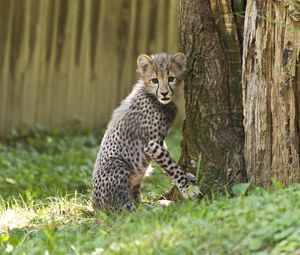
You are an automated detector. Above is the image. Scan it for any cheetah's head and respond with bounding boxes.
[137,53,187,105]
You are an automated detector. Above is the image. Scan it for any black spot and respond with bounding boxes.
[157,152,164,159]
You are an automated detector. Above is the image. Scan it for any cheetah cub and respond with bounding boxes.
[92,53,202,210]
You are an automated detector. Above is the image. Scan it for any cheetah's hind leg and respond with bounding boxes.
[93,159,136,211]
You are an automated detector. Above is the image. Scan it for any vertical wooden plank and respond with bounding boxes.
[79,0,93,129]
[65,0,82,127]
[106,1,124,120]
[0,0,14,136]
[156,0,168,51]
[86,0,102,130]
[168,0,179,53]
[92,0,120,128]
[146,0,158,53]
[116,0,137,101]
[92,0,107,131]
[34,0,55,127]
[88,0,102,130]
[133,0,150,56]
[20,0,39,130]
[4,0,24,134]
[0,1,12,74]
[53,0,78,127]
[168,0,183,127]
[152,0,166,52]
[49,0,70,127]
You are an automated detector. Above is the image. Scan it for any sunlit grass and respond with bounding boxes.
[0,193,92,233]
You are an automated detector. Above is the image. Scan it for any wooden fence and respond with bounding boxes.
[0,0,181,138]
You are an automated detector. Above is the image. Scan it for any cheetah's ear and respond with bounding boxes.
[171,52,187,78]
[137,54,153,75]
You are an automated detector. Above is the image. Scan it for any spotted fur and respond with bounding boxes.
[92,53,202,210]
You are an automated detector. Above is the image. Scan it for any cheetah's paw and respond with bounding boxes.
[180,184,203,200]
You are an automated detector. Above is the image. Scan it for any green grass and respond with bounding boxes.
[0,128,99,200]
[0,128,182,201]
[1,129,300,254]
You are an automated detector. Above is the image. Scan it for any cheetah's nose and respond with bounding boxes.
[161,92,168,97]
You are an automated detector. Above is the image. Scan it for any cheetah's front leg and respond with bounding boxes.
[144,140,203,199]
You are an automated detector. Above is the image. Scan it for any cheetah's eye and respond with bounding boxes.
[168,76,175,83]
[151,78,159,84]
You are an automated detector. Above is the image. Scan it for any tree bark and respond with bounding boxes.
[243,0,300,187]
[177,0,246,194]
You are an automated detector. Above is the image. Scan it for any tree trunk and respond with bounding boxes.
[243,0,300,187]
[177,0,246,194]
